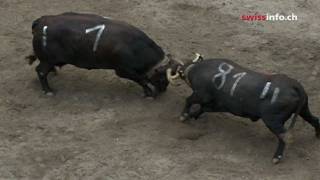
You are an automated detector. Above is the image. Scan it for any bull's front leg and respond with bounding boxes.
[115,69,157,98]
[137,79,158,98]
[180,92,203,122]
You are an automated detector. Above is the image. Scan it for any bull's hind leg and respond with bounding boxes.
[262,114,290,164]
[36,62,55,96]
[180,93,199,121]
[299,99,320,138]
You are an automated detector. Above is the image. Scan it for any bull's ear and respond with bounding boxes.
[192,53,204,63]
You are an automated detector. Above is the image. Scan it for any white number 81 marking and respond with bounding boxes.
[85,24,106,52]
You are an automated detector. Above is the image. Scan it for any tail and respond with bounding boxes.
[25,54,38,65]
[287,84,307,130]
[31,18,41,34]
[26,18,42,65]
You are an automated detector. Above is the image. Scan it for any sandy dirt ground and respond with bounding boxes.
[0,0,320,179]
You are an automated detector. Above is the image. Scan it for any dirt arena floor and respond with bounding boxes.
[0,0,319,179]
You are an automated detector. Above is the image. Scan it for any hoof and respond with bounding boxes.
[145,96,155,100]
[44,91,54,96]
[180,116,187,121]
[272,155,283,164]
[142,92,157,99]
[142,93,155,100]
[180,113,189,122]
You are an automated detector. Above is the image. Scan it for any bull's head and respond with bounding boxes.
[148,54,184,92]
[166,53,204,85]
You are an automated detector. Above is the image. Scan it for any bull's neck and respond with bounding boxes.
[146,57,170,78]
[182,63,195,87]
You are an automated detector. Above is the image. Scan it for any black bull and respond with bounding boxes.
[26,12,180,97]
[167,55,320,163]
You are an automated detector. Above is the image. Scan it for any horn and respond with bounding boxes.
[166,68,180,85]
[192,52,204,63]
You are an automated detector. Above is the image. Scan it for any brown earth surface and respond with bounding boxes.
[0,0,319,179]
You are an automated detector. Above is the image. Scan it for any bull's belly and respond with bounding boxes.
[69,59,114,70]
[209,99,261,120]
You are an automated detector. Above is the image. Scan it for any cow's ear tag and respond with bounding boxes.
[192,53,204,63]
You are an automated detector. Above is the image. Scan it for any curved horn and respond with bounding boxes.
[166,68,180,85]
[192,52,204,63]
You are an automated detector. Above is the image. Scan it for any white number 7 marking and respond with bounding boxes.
[85,24,106,52]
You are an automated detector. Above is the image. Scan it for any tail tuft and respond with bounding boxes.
[26,54,38,65]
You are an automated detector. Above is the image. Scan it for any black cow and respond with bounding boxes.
[167,54,320,164]
[26,12,179,97]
